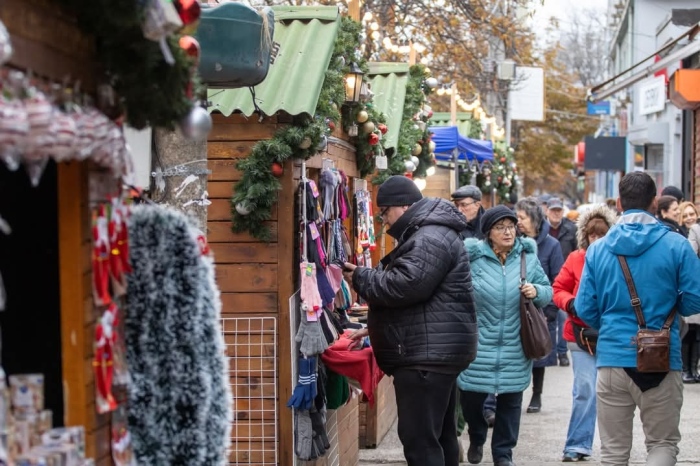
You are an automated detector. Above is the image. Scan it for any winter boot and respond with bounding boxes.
[526,393,541,413]
[692,341,700,383]
[682,342,695,383]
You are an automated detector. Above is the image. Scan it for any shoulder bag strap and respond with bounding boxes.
[520,250,527,284]
[616,255,647,328]
[662,307,677,330]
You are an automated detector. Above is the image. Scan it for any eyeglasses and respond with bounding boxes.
[455,200,477,208]
[379,206,390,218]
[493,224,516,233]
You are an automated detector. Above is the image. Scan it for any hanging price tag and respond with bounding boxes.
[375,155,388,170]
[305,263,314,276]
[308,223,320,240]
[308,180,320,198]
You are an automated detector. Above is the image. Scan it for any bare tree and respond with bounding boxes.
[560,7,609,87]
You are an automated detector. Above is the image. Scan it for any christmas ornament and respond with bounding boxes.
[362,121,375,133]
[271,162,284,178]
[348,123,359,137]
[299,137,312,149]
[316,135,328,152]
[235,202,251,215]
[368,133,380,146]
[411,155,420,167]
[416,121,427,132]
[180,105,212,141]
[328,121,336,131]
[95,303,120,414]
[412,143,422,156]
[428,140,436,152]
[179,35,201,64]
[0,20,12,65]
[425,77,439,89]
[356,110,369,123]
[141,0,183,65]
[173,0,202,32]
[404,160,416,173]
[378,124,388,134]
[500,157,506,163]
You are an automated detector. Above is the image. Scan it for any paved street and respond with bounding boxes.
[359,362,700,465]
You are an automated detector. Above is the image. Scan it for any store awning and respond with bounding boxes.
[367,62,410,150]
[589,23,700,103]
[207,6,340,117]
[429,126,493,162]
[431,112,476,138]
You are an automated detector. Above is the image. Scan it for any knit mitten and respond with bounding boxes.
[294,409,313,460]
[299,317,329,357]
[310,407,330,450]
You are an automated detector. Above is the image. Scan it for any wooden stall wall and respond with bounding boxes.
[423,166,452,200]
[694,108,700,204]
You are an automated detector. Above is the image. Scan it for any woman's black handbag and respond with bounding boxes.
[519,252,552,360]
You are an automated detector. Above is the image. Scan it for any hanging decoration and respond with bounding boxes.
[458,141,518,201]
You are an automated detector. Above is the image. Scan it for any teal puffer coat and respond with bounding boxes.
[457,237,553,394]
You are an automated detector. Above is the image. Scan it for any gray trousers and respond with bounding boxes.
[597,368,683,466]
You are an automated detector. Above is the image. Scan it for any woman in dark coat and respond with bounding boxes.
[515,197,564,414]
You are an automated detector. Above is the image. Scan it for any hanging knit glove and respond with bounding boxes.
[287,356,317,410]
[310,406,330,451]
[296,304,329,357]
[294,409,314,460]
[300,262,323,314]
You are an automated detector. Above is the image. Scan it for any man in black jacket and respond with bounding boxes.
[452,185,485,239]
[344,175,478,466]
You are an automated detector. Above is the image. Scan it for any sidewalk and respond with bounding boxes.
[359,362,700,465]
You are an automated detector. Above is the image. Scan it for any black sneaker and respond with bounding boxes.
[562,451,587,462]
[558,353,570,366]
[467,444,483,464]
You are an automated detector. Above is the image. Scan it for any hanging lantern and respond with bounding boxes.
[344,62,364,104]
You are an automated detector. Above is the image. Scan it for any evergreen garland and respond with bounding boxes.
[53,0,198,130]
[458,137,518,203]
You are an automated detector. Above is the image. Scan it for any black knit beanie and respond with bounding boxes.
[661,186,684,202]
[481,205,518,236]
[376,175,423,207]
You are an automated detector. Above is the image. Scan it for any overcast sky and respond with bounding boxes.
[532,0,609,38]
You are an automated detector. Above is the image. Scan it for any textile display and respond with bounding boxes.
[125,205,232,465]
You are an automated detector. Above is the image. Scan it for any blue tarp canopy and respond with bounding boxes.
[429,126,494,162]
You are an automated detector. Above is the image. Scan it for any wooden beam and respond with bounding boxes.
[57,162,89,433]
[347,0,361,21]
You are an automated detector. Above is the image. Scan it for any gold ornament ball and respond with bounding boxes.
[429,140,436,152]
[357,110,369,123]
[363,121,375,134]
[299,137,312,149]
[412,143,422,156]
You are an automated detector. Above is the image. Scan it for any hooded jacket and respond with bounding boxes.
[575,210,700,370]
[352,197,478,375]
[457,237,552,394]
[553,205,618,342]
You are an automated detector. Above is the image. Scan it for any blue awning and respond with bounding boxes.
[429,126,493,162]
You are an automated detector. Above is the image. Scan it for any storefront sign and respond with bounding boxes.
[587,101,611,115]
[638,75,666,115]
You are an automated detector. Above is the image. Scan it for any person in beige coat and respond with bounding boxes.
[679,201,700,382]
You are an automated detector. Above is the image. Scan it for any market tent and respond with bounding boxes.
[431,112,476,139]
[429,126,493,162]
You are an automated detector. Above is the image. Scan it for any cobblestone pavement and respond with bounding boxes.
[359,361,700,465]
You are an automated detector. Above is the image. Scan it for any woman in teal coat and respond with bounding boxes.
[458,206,552,466]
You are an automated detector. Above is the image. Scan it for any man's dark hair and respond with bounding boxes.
[619,172,657,212]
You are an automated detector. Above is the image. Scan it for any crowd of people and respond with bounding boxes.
[343,172,700,466]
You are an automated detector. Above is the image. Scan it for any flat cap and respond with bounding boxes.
[451,185,482,201]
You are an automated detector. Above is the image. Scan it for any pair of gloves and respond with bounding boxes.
[296,304,329,357]
[294,407,331,461]
[287,356,318,410]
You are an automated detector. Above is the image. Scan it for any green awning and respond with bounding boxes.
[367,62,410,150]
[431,112,476,138]
[208,6,340,117]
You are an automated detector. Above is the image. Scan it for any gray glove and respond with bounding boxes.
[310,406,330,451]
[296,306,329,356]
[294,409,313,460]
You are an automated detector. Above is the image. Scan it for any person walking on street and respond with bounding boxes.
[657,195,684,237]
[515,197,564,414]
[679,201,700,255]
[344,175,478,466]
[553,205,617,462]
[458,206,553,466]
[575,172,700,466]
[678,201,700,383]
[452,185,485,239]
[546,197,578,368]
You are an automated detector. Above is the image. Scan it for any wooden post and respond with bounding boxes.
[450,83,457,126]
[408,41,417,66]
[347,0,361,21]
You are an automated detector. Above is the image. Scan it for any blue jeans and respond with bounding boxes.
[563,347,597,457]
[557,310,568,355]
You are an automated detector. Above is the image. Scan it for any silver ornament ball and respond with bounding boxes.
[411,156,420,167]
[425,77,438,89]
[235,202,252,216]
[404,160,416,173]
[181,106,213,141]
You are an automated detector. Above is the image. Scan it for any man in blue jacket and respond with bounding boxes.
[575,172,700,466]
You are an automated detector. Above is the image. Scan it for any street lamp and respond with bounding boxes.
[345,62,364,104]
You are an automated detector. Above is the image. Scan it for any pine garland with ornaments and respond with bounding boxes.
[459,141,518,202]
[54,0,205,131]
[231,17,382,241]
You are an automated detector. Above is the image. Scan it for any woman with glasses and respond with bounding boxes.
[458,206,552,466]
[515,197,564,415]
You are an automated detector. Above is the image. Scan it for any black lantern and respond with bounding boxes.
[344,62,364,104]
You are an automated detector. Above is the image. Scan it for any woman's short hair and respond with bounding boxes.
[679,201,698,217]
[514,197,544,236]
[657,195,678,217]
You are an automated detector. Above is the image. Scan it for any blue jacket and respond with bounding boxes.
[458,237,553,394]
[575,210,700,370]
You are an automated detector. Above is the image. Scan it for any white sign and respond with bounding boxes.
[509,66,545,122]
[638,75,666,115]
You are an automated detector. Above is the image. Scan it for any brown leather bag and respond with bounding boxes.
[617,256,676,373]
[519,251,552,360]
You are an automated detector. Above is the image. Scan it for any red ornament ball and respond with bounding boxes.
[369,133,380,146]
[179,36,201,64]
[271,162,284,178]
[328,121,336,131]
[500,157,506,163]
[497,176,503,182]
[378,124,388,135]
[174,0,201,27]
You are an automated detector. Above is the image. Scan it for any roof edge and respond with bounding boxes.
[367,62,410,75]
[271,5,339,22]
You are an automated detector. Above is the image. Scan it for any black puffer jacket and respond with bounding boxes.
[553,217,578,260]
[352,197,478,375]
[463,206,485,239]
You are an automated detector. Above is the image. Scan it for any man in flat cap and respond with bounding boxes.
[452,185,485,239]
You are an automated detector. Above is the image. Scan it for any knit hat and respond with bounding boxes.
[376,175,423,207]
[661,186,684,202]
[481,205,518,235]
[451,185,482,201]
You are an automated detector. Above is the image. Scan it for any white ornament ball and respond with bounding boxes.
[411,155,420,167]
[404,160,416,173]
[299,137,312,149]
[181,106,213,141]
[412,143,422,156]
[429,140,436,152]
[416,121,427,132]
[235,202,251,216]
[357,110,369,123]
[425,77,439,89]
[363,121,375,133]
